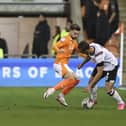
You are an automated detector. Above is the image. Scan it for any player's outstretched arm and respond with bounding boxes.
[78,56,90,69]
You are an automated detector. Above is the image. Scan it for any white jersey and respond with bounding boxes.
[89,43,118,71]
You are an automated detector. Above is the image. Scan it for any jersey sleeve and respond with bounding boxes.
[95,51,104,64]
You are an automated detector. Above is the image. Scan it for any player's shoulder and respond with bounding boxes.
[60,35,70,42]
[90,43,103,49]
[90,42,99,46]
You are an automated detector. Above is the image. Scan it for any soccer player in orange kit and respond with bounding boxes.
[43,24,81,106]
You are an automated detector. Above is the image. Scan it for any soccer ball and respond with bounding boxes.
[81,97,94,109]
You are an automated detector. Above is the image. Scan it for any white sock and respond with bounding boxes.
[48,88,55,95]
[112,90,124,104]
[90,87,97,101]
[59,93,64,98]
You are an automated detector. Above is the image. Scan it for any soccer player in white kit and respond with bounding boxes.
[78,41,125,110]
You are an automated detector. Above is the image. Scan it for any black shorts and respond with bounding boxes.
[91,65,118,83]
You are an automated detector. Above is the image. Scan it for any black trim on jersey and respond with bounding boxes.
[95,51,103,57]
[97,62,104,66]
[89,46,103,57]
[89,46,95,56]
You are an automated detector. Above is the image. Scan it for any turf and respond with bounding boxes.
[0,87,126,126]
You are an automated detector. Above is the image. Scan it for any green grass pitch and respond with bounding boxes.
[0,87,126,126]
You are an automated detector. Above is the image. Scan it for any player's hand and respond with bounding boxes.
[77,64,82,69]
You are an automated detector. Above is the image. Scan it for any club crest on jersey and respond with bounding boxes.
[60,38,65,42]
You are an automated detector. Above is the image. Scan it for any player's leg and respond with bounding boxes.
[90,86,98,104]
[89,66,106,104]
[88,66,99,103]
[56,79,80,107]
[61,79,80,95]
[43,77,75,100]
[43,63,80,104]
[43,88,55,100]
[105,66,125,110]
[87,75,98,103]
[106,83,125,110]
[55,64,80,106]
[43,63,63,99]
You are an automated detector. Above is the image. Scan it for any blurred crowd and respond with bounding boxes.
[32,0,122,58]
[80,0,122,57]
[32,14,73,58]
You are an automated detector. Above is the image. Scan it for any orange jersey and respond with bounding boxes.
[53,35,78,64]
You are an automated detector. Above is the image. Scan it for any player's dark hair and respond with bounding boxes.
[78,41,90,53]
[70,24,80,31]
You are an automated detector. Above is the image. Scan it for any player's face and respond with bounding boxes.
[70,30,80,40]
[79,49,89,55]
